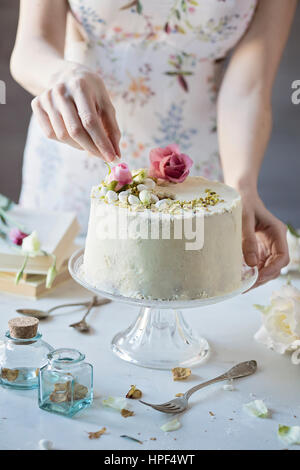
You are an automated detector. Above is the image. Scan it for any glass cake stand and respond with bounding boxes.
[69,249,258,370]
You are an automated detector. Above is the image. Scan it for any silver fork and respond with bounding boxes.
[139,360,257,414]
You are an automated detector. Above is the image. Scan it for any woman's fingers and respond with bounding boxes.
[32,83,120,162]
[258,224,289,282]
[240,195,289,290]
[31,68,122,161]
[74,88,117,162]
[33,91,81,150]
[242,208,258,267]
[52,85,104,156]
[252,223,289,288]
[31,97,57,140]
[101,104,121,158]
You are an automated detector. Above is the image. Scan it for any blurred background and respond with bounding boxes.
[0,1,299,225]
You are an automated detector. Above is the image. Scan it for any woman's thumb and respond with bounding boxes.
[242,209,258,267]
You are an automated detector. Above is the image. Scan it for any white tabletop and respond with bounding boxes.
[0,274,299,451]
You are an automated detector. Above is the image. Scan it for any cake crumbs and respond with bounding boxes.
[126,385,142,399]
[88,427,107,439]
[121,409,135,418]
[172,367,191,381]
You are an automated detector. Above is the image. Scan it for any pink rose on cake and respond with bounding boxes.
[106,162,133,191]
[149,144,193,183]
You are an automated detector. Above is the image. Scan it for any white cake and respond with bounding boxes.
[83,169,243,301]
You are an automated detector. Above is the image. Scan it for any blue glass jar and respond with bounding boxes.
[0,317,53,390]
[38,348,93,417]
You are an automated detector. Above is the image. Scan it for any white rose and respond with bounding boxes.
[22,230,41,255]
[254,283,300,361]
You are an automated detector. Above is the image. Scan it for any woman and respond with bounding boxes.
[11,0,295,288]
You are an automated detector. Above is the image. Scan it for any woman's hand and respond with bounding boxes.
[31,64,121,162]
[240,188,289,288]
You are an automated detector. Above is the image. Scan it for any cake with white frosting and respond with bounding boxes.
[83,151,243,301]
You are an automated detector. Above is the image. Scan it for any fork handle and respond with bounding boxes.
[184,374,227,400]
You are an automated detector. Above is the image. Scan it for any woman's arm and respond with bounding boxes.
[10,0,120,161]
[218,0,297,287]
[10,0,69,95]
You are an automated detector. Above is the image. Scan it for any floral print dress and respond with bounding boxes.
[20,0,257,230]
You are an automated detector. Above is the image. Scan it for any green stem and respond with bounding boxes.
[104,162,112,175]
[46,254,57,289]
[0,207,27,232]
[15,254,29,285]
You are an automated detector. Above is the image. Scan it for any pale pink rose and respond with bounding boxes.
[107,162,133,191]
[9,228,29,246]
[148,144,193,183]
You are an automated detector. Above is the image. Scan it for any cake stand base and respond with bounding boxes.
[111,307,209,369]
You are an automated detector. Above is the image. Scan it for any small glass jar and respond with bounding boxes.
[39,348,93,417]
[0,317,53,390]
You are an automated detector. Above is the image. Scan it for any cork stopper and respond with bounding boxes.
[8,317,39,339]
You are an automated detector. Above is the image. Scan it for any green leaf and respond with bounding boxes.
[136,0,143,14]
[106,180,118,191]
[253,304,271,315]
[102,396,128,411]
[243,399,269,418]
[287,223,300,238]
[181,0,187,12]
[0,193,13,211]
[0,214,7,226]
[175,9,181,20]
[161,418,181,432]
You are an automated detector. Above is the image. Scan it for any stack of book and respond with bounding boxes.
[0,206,80,298]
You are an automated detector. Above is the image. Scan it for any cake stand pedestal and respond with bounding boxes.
[69,249,257,370]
